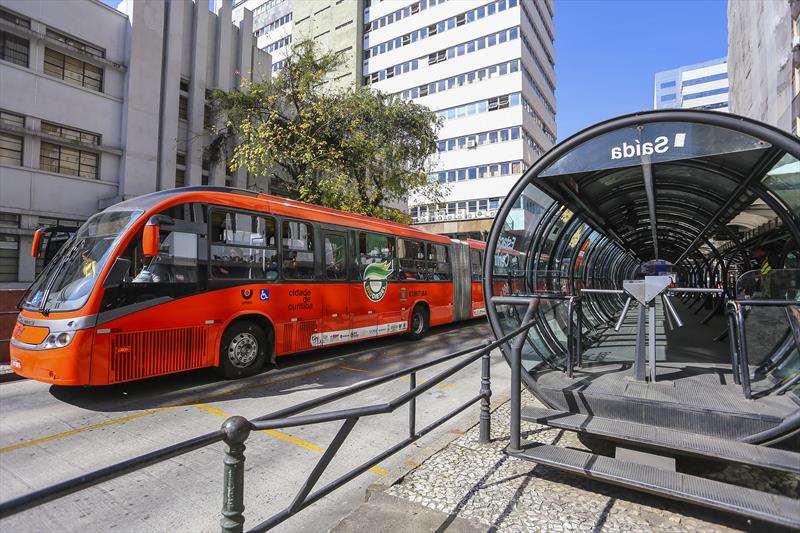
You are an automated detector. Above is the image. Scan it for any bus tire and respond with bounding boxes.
[406,305,429,340]
[217,320,268,379]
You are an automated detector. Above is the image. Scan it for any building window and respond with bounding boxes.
[176,152,186,187]
[0,213,20,282]
[660,93,676,102]
[40,142,99,179]
[0,7,30,28]
[0,132,22,166]
[46,29,105,60]
[428,50,446,65]
[44,48,103,92]
[201,151,210,185]
[178,79,190,121]
[0,111,24,166]
[41,121,100,145]
[0,30,29,67]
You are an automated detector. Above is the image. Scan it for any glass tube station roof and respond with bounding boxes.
[483,110,800,443]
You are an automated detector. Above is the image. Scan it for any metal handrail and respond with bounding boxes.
[0,319,539,533]
[727,298,800,399]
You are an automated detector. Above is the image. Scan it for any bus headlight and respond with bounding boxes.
[42,331,73,349]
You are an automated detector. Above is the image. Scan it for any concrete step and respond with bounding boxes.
[512,443,800,529]
[521,406,800,474]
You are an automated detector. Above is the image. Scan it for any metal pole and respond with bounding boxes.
[409,372,416,438]
[220,416,252,533]
[614,297,632,331]
[648,299,657,382]
[576,300,583,368]
[634,302,646,381]
[510,298,539,453]
[735,304,752,399]
[479,351,492,443]
[726,306,741,385]
[661,294,684,328]
[566,297,574,378]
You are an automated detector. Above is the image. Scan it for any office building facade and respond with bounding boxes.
[654,58,729,112]
[235,0,557,240]
[0,0,270,286]
[728,0,799,134]
[363,0,556,239]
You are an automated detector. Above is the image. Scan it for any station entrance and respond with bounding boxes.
[484,110,800,526]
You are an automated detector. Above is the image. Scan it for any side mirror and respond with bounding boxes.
[31,228,44,257]
[142,218,160,258]
[103,257,132,289]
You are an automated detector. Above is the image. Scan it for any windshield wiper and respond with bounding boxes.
[39,241,82,316]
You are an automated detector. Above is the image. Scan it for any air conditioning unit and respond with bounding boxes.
[446,214,455,220]
[466,139,477,149]
[476,210,486,218]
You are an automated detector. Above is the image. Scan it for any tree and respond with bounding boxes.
[211,39,444,223]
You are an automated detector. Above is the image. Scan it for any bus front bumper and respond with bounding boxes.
[10,329,94,385]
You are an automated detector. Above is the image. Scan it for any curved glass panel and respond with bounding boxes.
[488,115,800,409]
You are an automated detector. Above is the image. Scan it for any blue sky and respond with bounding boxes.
[554,0,728,140]
[103,0,728,142]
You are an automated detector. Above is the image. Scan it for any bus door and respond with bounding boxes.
[319,229,351,345]
[351,231,395,341]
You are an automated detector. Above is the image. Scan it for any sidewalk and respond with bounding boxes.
[332,391,796,533]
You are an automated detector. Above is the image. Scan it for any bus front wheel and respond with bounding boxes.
[217,321,269,379]
[406,305,429,340]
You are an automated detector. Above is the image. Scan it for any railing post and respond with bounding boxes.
[479,348,492,443]
[734,303,752,399]
[221,416,252,533]
[726,303,741,385]
[510,298,539,453]
[409,372,416,438]
[575,299,583,368]
[566,297,574,378]
[634,302,647,381]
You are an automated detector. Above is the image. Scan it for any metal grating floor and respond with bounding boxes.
[513,443,800,529]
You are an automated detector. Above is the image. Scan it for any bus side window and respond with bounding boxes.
[398,239,424,280]
[210,210,278,280]
[429,244,451,281]
[282,220,315,279]
[323,232,347,280]
[358,232,396,278]
[470,249,482,282]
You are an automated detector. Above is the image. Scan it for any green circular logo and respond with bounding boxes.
[363,261,394,302]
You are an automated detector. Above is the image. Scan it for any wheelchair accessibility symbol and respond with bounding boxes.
[260,289,270,301]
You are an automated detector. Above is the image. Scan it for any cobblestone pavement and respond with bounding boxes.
[386,391,799,532]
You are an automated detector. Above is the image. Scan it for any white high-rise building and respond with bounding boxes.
[654,58,729,112]
[363,0,557,239]
[235,0,557,239]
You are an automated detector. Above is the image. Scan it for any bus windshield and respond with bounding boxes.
[23,209,143,313]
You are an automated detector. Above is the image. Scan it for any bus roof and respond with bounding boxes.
[113,186,452,244]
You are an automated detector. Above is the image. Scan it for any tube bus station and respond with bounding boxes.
[0,110,798,531]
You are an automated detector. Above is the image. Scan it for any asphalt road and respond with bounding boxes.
[0,320,508,533]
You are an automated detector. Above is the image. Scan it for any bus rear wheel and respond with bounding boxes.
[217,321,269,379]
[406,305,429,340]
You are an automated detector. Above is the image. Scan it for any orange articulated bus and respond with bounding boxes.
[10,187,487,386]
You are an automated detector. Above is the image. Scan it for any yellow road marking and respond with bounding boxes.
[0,324,479,456]
[339,365,370,373]
[0,366,331,456]
[193,403,322,452]
[0,407,175,454]
[192,404,386,475]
